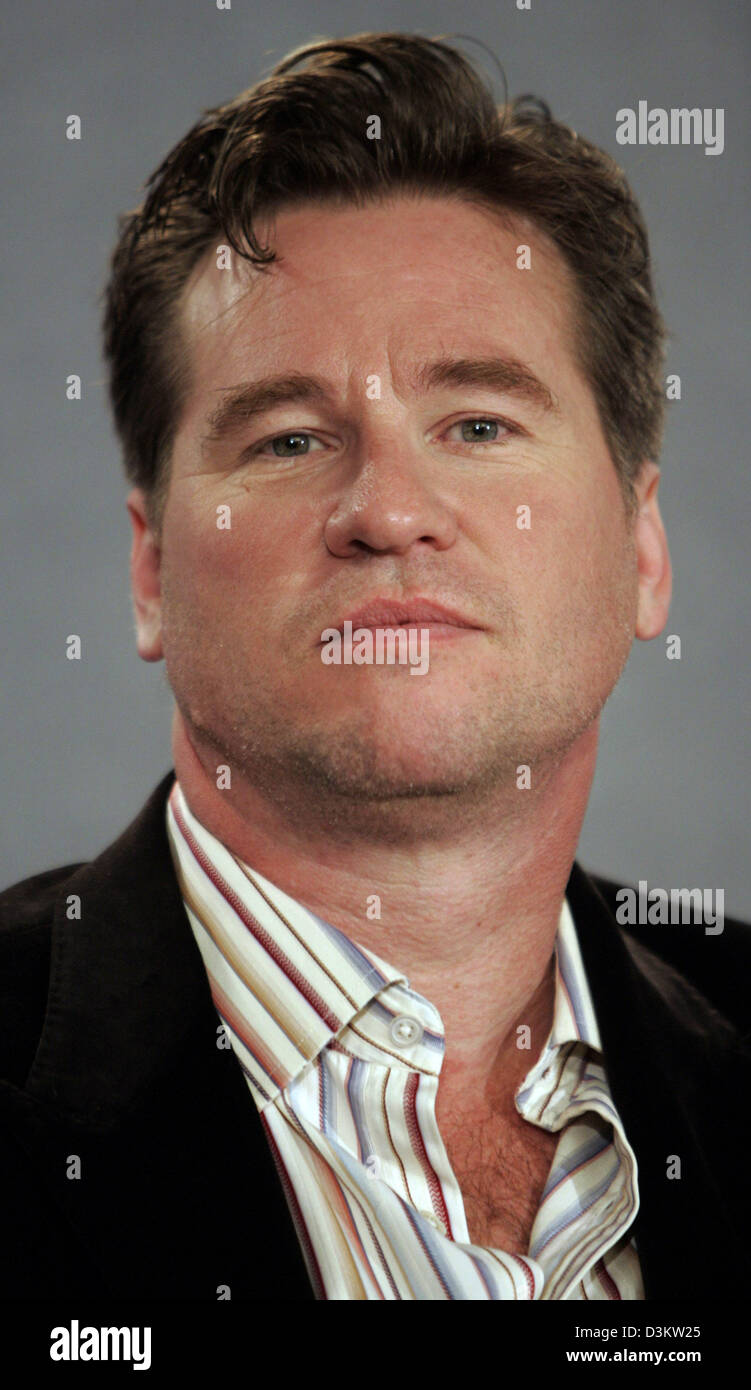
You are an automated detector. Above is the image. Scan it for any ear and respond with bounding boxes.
[632,463,672,641]
[127,488,164,662]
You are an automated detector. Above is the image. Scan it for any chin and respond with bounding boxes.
[294,730,507,803]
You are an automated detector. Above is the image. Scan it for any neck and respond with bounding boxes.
[171,708,599,1097]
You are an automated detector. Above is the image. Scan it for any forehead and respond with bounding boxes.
[178,196,581,399]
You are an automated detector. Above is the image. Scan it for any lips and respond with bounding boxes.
[333,597,483,633]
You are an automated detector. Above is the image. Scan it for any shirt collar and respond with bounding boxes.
[166,778,602,1107]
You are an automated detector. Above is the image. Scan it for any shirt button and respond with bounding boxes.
[420,1209,447,1235]
[390,1015,424,1046]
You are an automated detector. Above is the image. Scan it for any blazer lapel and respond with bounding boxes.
[566,862,751,1297]
[5,770,315,1300]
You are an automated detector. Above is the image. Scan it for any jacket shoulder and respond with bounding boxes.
[0,862,87,930]
[0,862,87,1088]
[587,870,751,1039]
[0,772,177,1094]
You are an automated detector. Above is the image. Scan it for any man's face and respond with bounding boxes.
[140,197,653,814]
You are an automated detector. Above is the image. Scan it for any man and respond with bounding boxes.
[1,32,749,1302]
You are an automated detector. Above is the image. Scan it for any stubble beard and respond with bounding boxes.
[161,534,637,846]
[166,623,633,847]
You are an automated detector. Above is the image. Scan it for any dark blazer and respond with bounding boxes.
[1,769,749,1300]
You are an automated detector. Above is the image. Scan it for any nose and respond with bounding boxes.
[323,441,458,558]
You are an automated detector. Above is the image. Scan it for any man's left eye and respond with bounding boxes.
[267,433,319,457]
[446,418,506,444]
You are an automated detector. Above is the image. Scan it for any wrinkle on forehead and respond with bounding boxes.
[177,198,581,403]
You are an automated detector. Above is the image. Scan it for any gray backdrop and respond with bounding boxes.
[2,0,748,912]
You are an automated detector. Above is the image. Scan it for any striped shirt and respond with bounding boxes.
[165,779,644,1300]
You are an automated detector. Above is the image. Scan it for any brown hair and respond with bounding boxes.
[102,31,667,535]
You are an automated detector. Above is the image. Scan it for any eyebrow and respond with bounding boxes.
[200,355,559,450]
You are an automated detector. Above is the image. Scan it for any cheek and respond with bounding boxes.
[485,490,581,584]
[489,486,635,626]
[164,493,302,602]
